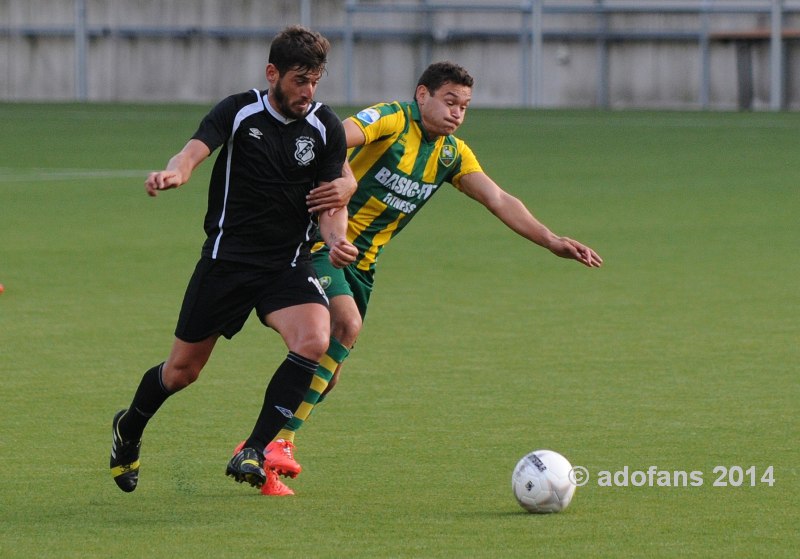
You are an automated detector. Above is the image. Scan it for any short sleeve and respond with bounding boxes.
[449,139,483,190]
[191,94,241,153]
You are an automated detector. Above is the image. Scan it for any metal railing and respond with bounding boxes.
[2,0,799,109]
[341,0,799,110]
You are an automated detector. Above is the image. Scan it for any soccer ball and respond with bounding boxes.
[511,449,576,513]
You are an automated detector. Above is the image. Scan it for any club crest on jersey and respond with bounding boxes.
[438,144,457,166]
[294,136,315,166]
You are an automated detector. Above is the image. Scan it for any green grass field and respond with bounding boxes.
[1,103,797,558]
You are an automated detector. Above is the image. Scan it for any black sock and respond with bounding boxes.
[244,352,317,453]
[118,363,173,441]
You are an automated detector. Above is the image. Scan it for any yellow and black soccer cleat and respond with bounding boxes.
[226,447,266,488]
[110,409,141,493]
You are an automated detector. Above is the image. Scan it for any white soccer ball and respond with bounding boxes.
[511,449,576,513]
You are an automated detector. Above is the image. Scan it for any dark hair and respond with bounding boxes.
[268,25,330,75]
[416,61,474,96]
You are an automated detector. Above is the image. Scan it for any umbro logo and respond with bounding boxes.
[249,127,263,139]
[275,406,294,419]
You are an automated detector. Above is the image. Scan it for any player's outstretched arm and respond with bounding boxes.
[145,139,211,197]
[318,197,358,269]
[458,172,603,268]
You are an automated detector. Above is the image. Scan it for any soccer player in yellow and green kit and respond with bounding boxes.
[254,61,603,494]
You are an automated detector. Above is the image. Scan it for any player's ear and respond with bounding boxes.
[266,63,280,86]
[415,84,429,105]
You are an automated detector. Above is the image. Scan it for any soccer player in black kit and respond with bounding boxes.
[109,26,358,493]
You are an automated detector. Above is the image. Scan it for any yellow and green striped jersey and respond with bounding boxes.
[343,100,483,271]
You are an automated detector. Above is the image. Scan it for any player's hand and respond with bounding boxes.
[327,238,358,269]
[307,175,357,213]
[145,171,182,197]
[549,237,603,268]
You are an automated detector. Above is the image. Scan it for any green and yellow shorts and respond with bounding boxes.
[311,245,374,320]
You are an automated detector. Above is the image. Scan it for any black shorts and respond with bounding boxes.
[175,257,329,343]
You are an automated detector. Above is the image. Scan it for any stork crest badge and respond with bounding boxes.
[438,144,456,166]
[295,136,315,166]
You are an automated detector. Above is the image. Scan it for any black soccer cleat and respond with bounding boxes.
[226,447,266,488]
[110,409,142,493]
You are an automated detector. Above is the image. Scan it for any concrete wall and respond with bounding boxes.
[1,0,799,110]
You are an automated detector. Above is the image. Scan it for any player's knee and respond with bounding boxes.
[290,331,329,362]
[332,314,362,348]
[161,362,202,391]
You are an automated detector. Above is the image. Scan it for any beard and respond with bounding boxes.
[272,80,309,120]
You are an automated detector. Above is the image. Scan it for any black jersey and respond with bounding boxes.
[191,88,346,269]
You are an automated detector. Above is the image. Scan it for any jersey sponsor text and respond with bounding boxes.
[381,193,416,213]
[374,166,438,200]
